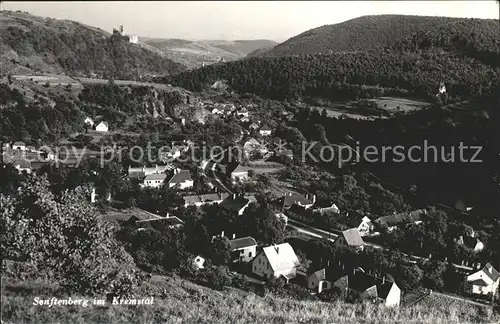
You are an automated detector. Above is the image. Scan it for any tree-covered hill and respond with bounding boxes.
[0,10,186,79]
[161,49,499,102]
[160,15,500,102]
[253,15,498,57]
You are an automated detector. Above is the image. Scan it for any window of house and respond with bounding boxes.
[248,252,252,257]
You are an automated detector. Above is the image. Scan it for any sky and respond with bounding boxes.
[1,1,499,41]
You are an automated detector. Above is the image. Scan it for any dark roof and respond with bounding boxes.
[168,170,192,184]
[377,281,396,299]
[144,173,167,181]
[456,235,482,249]
[260,125,272,131]
[334,275,349,291]
[282,192,314,208]
[339,228,364,247]
[374,209,427,228]
[469,279,489,287]
[483,263,500,282]
[348,272,377,293]
[308,268,326,281]
[228,236,257,250]
[129,171,146,179]
[220,195,250,213]
[13,159,31,169]
[333,212,365,228]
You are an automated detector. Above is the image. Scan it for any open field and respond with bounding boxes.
[371,97,431,112]
[311,96,431,120]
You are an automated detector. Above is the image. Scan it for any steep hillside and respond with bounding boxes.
[2,274,495,324]
[255,15,496,57]
[142,38,278,69]
[0,10,186,79]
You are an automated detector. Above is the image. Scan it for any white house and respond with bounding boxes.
[466,263,500,296]
[307,268,332,294]
[228,236,258,263]
[251,243,300,283]
[84,117,94,127]
[143,173,167,188]
[236,108,249,118]
[95,121,109,132]
[243,138,267,158]
[167,169,193,189]
[333,213,374,237]
[259,125,272,136]
[275,213,288,229]
[333,228,365,251]
[11,141,26,151]
[193,255,206,270]
[230,164,249,183]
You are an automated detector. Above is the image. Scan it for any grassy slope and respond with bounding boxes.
[257,15,497,57]
[2,273,496,324]
[142,38,278,69]
[0,10,185,77]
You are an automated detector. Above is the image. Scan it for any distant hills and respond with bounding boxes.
[0,10,185,79]
[162,15,500,102]
[251,15,499,57]
[141,38,278,69]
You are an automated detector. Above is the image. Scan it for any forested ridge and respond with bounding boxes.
[162,50,499,101]
[252,15,499,58]
[0,10,185,79]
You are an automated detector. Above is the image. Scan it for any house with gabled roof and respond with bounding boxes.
[251,243,300,283]
[277,192,316,210]
[142,173,167,188]
[220,194,256,216]
[307,268,332,294]
[334,228,365,251]
[12,141,26,151]
[248,122,259,131]
[228,236,258,263]
[466,263,500,296]
[229,164,249,183]
[182,192,229,207]
[454,235,485,253]
[332,212,374,237]
[259,125,272,136]
[95,121,109,132]
[168,169,193,189]
[373,209,428,233]
[333,271,401,307]
[193,255,206,270]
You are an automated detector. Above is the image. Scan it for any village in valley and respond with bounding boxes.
[2,75,499,311]
[1,4,500,323]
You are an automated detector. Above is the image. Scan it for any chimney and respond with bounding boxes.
[382,276,385,285]
[232,234,236,239]
[221,231,224,237]
[312,194,316,204]
[233,193,236,200]
[165,213,170,218]
[274,245,279,254]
